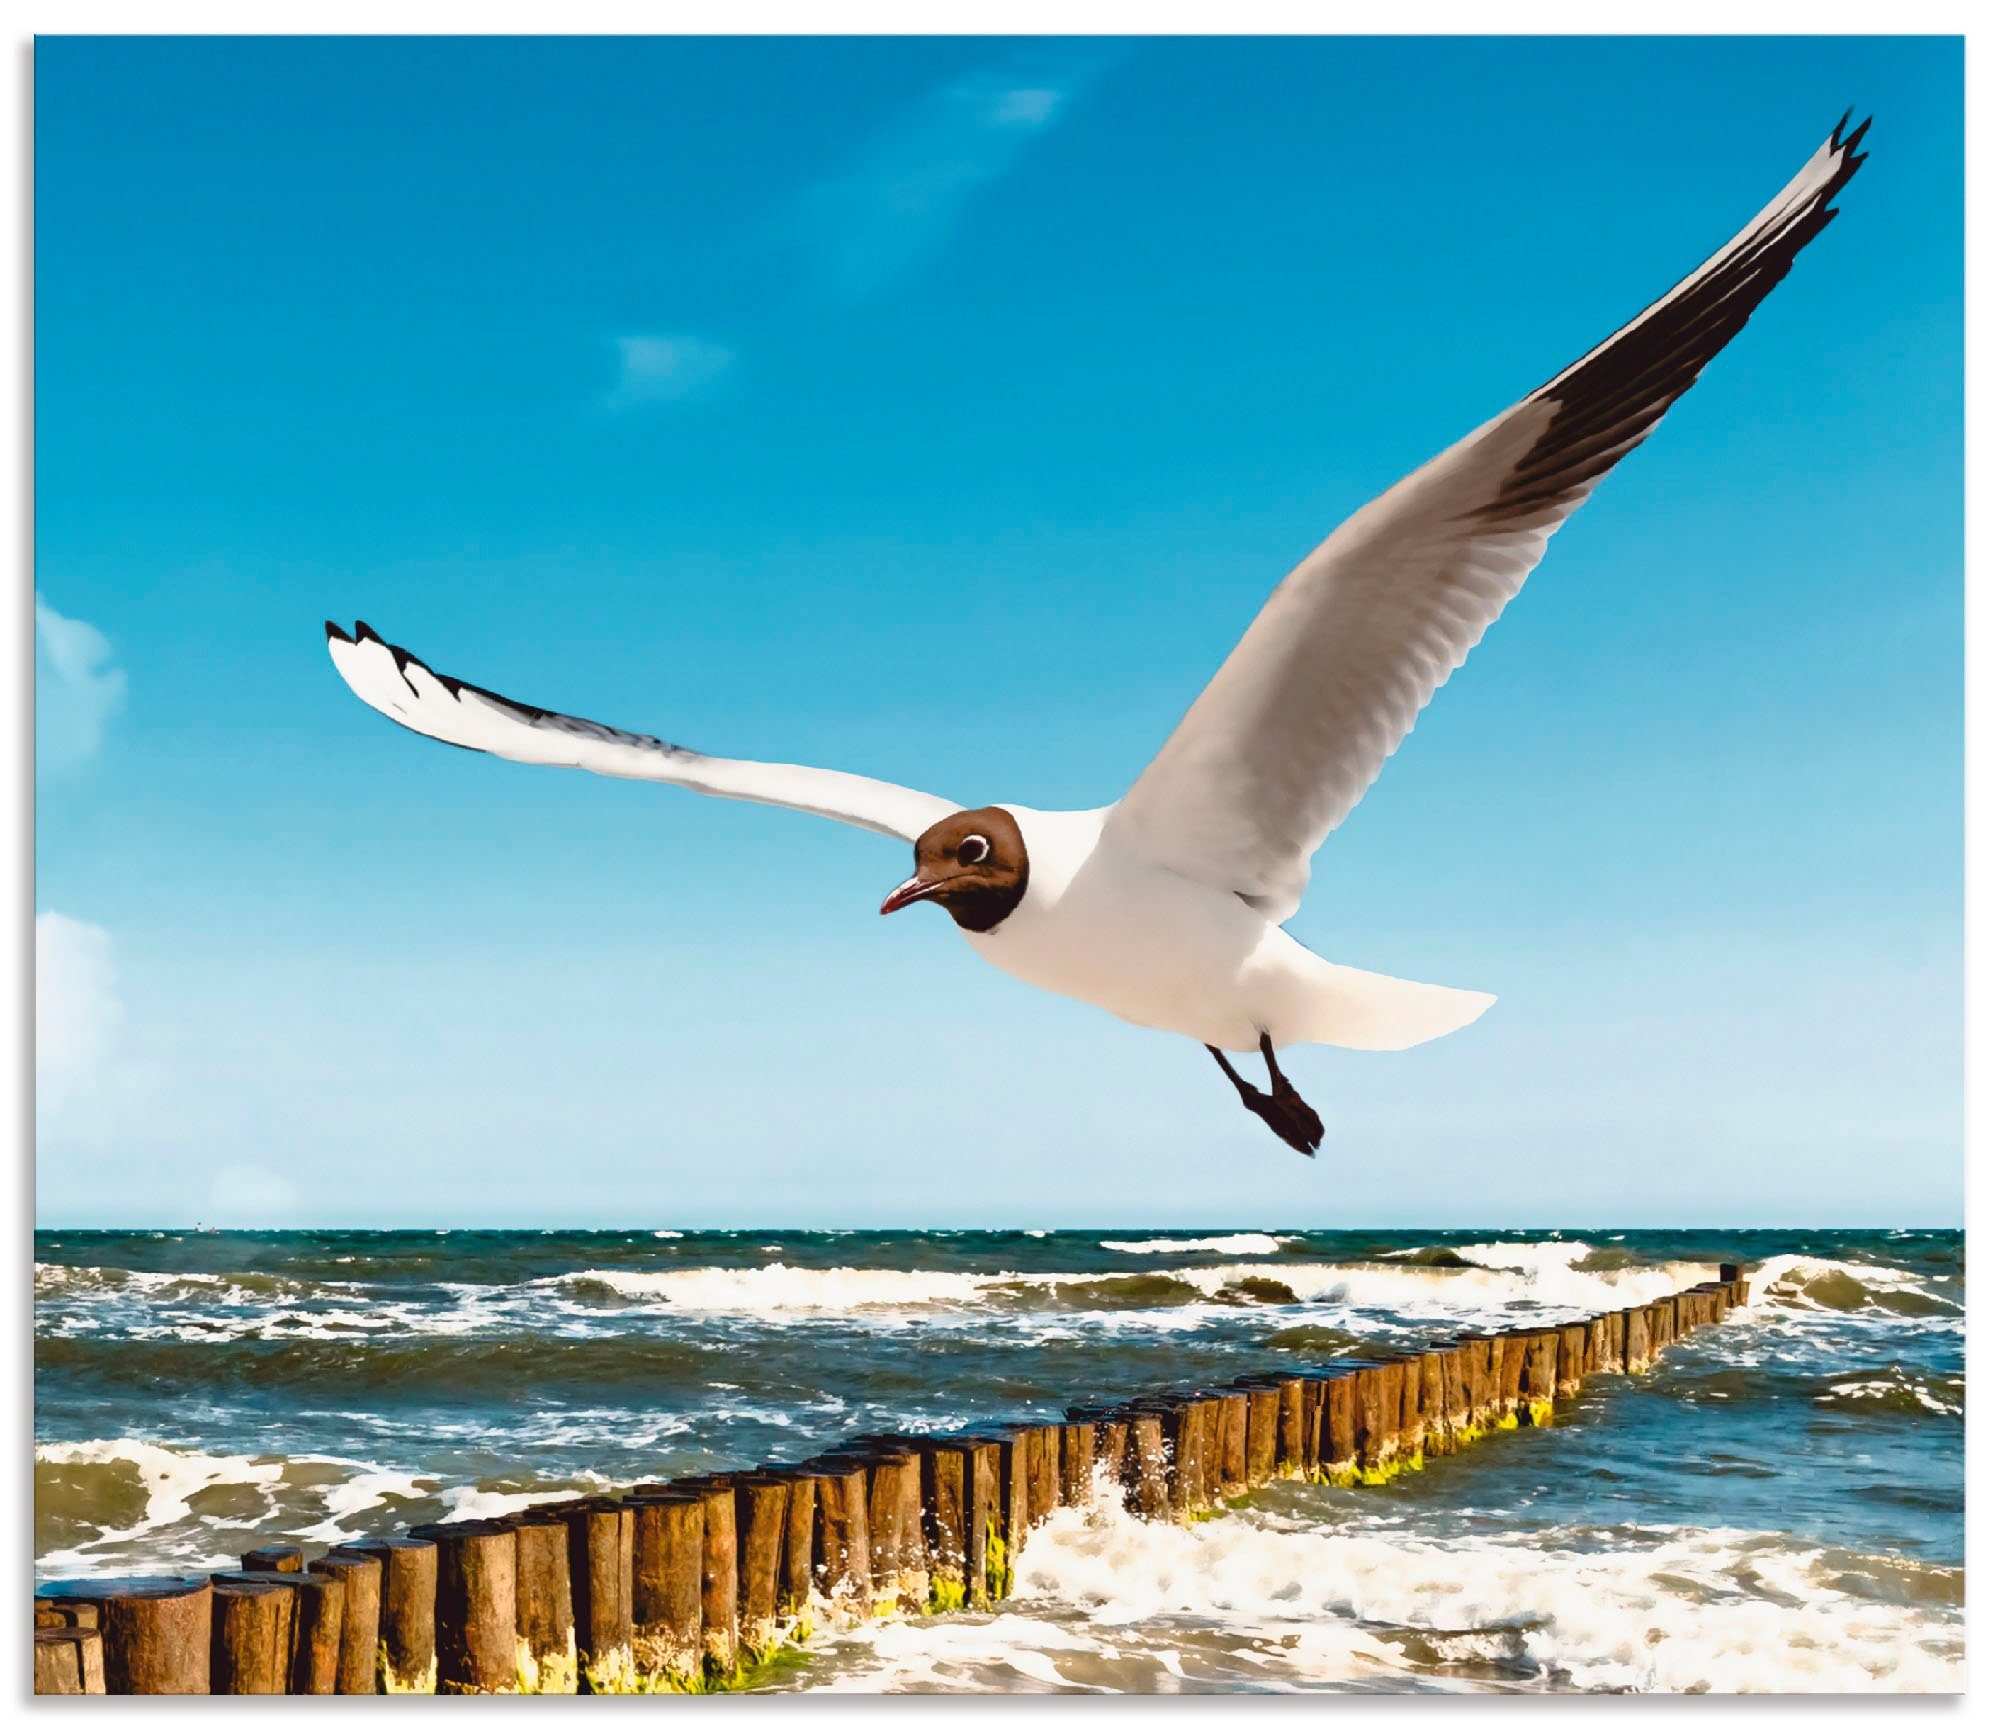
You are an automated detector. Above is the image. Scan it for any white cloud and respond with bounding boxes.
[35,593,126,771]
[787,62,1097,299]
[35,911,123,1119]
[604,333,735,408]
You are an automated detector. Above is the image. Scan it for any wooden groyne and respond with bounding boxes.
[33,1266,1751,1693]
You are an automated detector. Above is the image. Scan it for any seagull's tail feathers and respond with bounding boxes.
[1292,962,1496,1053]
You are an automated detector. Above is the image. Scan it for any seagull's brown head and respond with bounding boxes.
[879,806,1029,933]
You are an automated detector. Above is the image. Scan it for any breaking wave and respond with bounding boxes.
[1100,1234,1297,1257]
[794,1476,1962,1694]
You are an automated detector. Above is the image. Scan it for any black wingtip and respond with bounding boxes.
[324,620,352,644]
[353,620,383,644]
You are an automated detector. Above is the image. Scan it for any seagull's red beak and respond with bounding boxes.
[879,873,947,916]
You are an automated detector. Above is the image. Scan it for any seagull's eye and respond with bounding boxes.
[956,835,991,867]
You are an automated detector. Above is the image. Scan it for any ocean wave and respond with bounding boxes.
[34,1262,349,1304]
[1747,1255,1961,1318]
[1815,1368,1964,1420]
[552,1264,994,1312]
[1100,1234,1296,1257]
[793,1476,1961,1694]
[34,1438,616,1579]
[542,1257,1711,1324]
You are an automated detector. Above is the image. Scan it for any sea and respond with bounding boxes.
[34,1226,1963,1694]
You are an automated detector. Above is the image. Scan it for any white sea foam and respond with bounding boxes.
[1101,1233,1294,1256]
[1450,1238,1595,1274]
[553,1264,994,1312]
[801,1477,1961,1694]
[542,1254,1710,1325]
[1748,1254,1959,1313]
[35,1438,289,1571]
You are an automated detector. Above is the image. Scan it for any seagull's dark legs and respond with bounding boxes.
[1206,1033,1324,1157]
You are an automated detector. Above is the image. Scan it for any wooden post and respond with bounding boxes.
[35,1627,108,1695]
[1432,1346,1470,1453]
[551,1498,633,1694]
[510,1514,577,1694]
[338,1534,436,1693]
[894,1452,929,1613]
[1495,1332,1530,1423]
[1123,1410,1169,1519]
[775,1471,816,1624]
[214,1569,343,1694]
[1197,1395,1229,1503]
[960,1440,1001,1608]
[1060,1420,1097,1504]
[860,1452,907,1608]
[1239,1383,1279,1487]
[1623,1305,1653,1371]
[1179,1396,1213,1511]
[989,1429,1032,1579]
[805,1461,872,1617]
[411,1519,515,1695]
[1099,1415,1131,1490]
[1416,1351,1447,1455]
[1151,1399,1203,1517]
[1558,1324,1588,1398]
[689,1479,740,1678]
[1462,1335,1501,1429]
[241,1544,303,1575]
[208,1574,291,1694]
[628,1489,702,1689]
[38,1578,212,1694]
[1319,1370,1359,1479]
[1390,1357,1419,1461]
[1305,1377,1332,1475]
[1273,1375,1309,1478]
[1024,1425,1061,1525]
[1520,1330,1560,1424]
[735,1473,789,1659]
[812,1446,903,1613]
[919,1443,970,1611]
[1354,1364,1397,1476]
[35,1598,100,1631]
[308,1549,383,1696]
[1204,1390,1249,1497]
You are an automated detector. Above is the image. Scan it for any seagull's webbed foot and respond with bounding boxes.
[1207,1036,1325,1158]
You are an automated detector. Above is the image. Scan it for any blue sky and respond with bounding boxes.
[34,35,1962,1227]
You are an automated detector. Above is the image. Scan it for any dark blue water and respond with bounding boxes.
[34,1227,1962,1691]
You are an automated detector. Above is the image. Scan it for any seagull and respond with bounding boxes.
[327,116,1868,1157]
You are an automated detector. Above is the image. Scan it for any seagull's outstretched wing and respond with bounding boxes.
[326,622,959,843]
[1108,116,1870,922]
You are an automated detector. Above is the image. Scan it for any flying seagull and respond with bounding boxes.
[328,116,1869,1157]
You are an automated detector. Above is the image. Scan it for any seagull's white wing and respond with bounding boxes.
[326,622,959,843]
[1109,116,1870,922]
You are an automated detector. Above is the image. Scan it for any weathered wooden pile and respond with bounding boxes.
[34,1265,1751,1694]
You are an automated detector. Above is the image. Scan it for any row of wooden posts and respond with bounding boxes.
[35,1266,1750,1695]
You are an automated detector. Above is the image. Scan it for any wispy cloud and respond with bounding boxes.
[35,593,126,771]
[35,910,123,1121]
[596,58,1101,410]
[603,333,735,409]
[788,63,1097,300]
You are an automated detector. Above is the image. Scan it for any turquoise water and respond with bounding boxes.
[34,1226,1963,1691]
